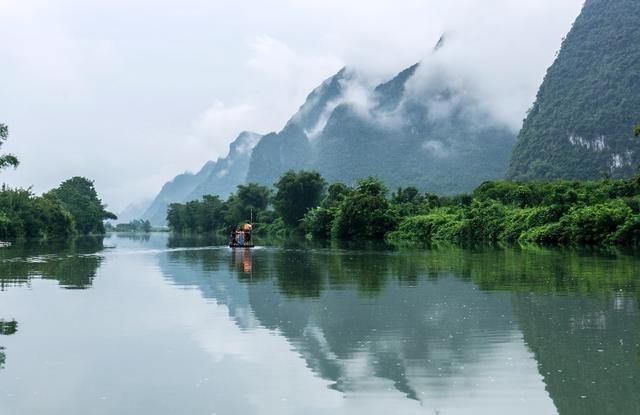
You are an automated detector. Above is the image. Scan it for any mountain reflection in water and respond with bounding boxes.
[0,234,638,415]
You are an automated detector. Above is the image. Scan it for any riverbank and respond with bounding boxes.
[167,171,640,248]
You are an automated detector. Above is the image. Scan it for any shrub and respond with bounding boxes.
[608,214,640,246]
[563,200,632,244]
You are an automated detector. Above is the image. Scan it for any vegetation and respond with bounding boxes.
[330,178,398,240]
[167,184,274,235]
[168,169,640,247]
[389,177,640,246]
[0,124,114,239]
[47,177,117,235]
[0,124,19,171]
[109,219,152,233]
[508,0,640,180]
[246,63,514,197]
[273,170,326,229]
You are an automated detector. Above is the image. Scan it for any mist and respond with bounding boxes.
[0,0,584,212]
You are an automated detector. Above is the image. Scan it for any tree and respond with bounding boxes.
[332,177,398,240]
[274,170,327,228]
[48,177,117,235]
[635,124,640,137]
[167,203,187,233]
[0,187,75,239]
[0,123,19,171]
[323,183,352,208]
[225,183,272,227]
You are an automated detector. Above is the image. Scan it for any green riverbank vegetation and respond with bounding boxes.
[0,123,116,239]
[166,169,640,247]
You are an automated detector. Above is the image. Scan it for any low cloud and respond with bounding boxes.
[0,0,584,211]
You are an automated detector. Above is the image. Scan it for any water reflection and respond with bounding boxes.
[0,237,104,290]
[515,293,640,415]
[160,242,640,414]
[0,319,18,370]
[112,232,151,243]
[0,234,638,414]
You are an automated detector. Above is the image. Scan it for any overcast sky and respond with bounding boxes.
[0,0,584,212]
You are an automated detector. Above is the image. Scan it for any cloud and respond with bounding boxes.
[0,0,585,211]
[194,101,256,157]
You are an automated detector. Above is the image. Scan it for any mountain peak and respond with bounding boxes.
[373,62,420,111]
[434,34,446,51]
[287,67,352,134]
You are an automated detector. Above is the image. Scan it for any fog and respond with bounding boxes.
[0,0,584,212]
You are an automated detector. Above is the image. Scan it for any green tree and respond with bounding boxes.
[0,123,19,171]
[0,187,75,239]
[332,177,398,240]
[635,124,640,137]
[48,177,117,235]
[167,203,187,233]
[302,183,353,240]
[324,183,352,207]
[274,170,327,229]
[225,183,271,227]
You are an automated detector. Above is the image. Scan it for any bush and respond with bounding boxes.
[608,214,640,246]
[459,200,507,242]
[331,178,398,240]
[520,223,567,245]
[389,210,460,242]
[562,200,632,244]
[501,206,559,242]
[303,207,336,240]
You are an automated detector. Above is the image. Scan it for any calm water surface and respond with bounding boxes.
[0,234,639,415]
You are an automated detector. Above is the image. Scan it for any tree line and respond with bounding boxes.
[167,169,640,247]
[0,123,116,239]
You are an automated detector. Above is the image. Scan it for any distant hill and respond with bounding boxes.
[248,48,515,193]
[143,131,261,225]
[143,38,519,224]
[508,0,640,180]
[116,198,152,224]
[246,68,352,186]
[310,62,515,194]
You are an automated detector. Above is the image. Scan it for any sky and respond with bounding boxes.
[0,0,585,213]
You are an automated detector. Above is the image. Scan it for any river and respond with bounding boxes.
[0,234,638,415]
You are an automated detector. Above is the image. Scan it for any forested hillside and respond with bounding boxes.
[247,43,515,193]
[310,63,515,194]
[508,0,640,180]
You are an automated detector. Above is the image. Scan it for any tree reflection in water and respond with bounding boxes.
[0,237,104,290]
[161,243,640,412]
[0,319,18,370]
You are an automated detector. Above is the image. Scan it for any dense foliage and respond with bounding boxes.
[508,0,640,180]
[167,184,274,235]
[0,179,115,239]
[390,176,640,246]
[167,170,640,247]
[273,170,326,229]
[330,178,398,240]
[0,187,76,239]
[47,177,117,235]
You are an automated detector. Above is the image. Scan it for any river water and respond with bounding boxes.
[0,234,638,415]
